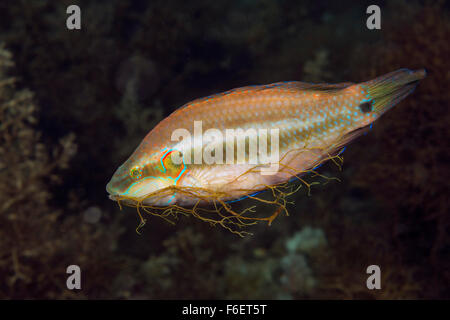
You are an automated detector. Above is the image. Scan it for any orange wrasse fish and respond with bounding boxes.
[107,69,426,207]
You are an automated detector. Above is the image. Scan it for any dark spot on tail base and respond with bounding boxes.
[359,101,372,113]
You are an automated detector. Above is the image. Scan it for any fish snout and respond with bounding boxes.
[106,173,129,199]
[106,180,114,195]
[106,180,121,201]
[106,161,134,199]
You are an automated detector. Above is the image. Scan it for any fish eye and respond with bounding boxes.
[130,166,143,180]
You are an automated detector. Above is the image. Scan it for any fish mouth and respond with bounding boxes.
[107,192,133,203]
[108,194,118,201]
[106,180,125,202]
[108,193,139,206]
[108,193,126,203]
[106,183,124,202]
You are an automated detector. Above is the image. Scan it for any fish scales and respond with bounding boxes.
[143,83,366,156]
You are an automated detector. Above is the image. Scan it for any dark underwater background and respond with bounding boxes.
[0,0,448,299]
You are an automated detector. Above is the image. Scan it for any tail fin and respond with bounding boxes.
[362,68,426,115]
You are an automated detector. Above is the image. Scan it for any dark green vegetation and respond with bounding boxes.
[0,0,448,299]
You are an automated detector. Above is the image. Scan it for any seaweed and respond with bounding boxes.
[0,46,124,299]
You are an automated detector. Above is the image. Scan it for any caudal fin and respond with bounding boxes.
[362,68,426,115]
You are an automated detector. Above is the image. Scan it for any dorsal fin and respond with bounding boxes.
[272,81,354,91]
[173,81,354,113]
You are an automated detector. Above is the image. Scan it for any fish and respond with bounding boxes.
[106,68,426,207]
